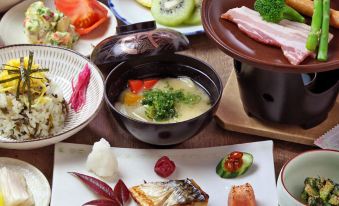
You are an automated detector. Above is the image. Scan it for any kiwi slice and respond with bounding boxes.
[184,0,202,25]
[151,0,195,27]
[135,0,152,8]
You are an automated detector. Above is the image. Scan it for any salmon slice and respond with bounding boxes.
[228,183,256,206]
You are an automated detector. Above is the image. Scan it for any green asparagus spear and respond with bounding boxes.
[306,0,323,51]
[317,0,330,61]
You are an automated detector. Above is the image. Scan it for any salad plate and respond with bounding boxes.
[0,157,51,206]
[51,140,278,205]
[108,0,204,36]
[0,0,117,57]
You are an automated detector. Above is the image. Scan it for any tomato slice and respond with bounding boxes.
[128,80,143,94]
[55,0,108,35]
[143,79,158,90]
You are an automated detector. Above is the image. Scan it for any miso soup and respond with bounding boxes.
[115,77,211,123]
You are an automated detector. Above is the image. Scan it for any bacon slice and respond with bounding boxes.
[221,6,333,65]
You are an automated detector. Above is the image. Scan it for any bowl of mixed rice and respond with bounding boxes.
[0,45,104,149]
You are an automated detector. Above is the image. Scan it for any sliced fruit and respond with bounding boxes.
[151,0,195,27]
[135,0,152,8]
[55,0,108,35]
[216,152,253,178]
[184,7,201,25]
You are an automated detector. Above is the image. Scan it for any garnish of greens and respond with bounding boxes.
[141,88,202,121]
[254,0,305,23]
[306,0,330,61]
[301,177,339,206]
[70,172,130,206]
[0,51,49,111]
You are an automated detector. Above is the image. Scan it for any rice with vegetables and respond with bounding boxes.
[0,53,67,140]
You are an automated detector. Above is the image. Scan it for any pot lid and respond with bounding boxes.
[90,21,190,66]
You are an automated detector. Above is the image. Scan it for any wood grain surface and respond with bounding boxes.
[0,34,314,185]
[216,71,339,146]
[0,0,317,186]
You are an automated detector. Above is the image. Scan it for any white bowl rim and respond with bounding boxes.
[281,149,339,204]
[0,44,105,144]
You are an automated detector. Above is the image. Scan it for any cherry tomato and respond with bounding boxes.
[224,151,244,172]
[154,156,176,178]
[230,151,243,159]
[55,0,108,35]
[128,80,143,94]
[143,79,158,90]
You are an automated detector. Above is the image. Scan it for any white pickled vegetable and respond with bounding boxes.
[86,138,118,178]
[0,167,34,206]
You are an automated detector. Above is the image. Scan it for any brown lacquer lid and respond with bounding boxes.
[90,21,189,66]
[202,0,339,73]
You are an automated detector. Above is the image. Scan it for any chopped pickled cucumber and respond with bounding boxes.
[301,177,339,206]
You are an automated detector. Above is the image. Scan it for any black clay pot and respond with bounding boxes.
[234,60,339,129]
[104,54,223,145]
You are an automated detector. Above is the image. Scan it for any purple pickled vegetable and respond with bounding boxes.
[82,199,121,206]
[113,179,130,205]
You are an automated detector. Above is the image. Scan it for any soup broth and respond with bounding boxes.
[115,77,211,123]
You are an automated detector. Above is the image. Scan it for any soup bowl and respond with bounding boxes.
[277,150,339,206]
[104,54,223,145]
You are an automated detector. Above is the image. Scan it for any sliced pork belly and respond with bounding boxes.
[221,6,333,65]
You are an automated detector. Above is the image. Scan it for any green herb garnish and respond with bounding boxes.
[141,88,201,121]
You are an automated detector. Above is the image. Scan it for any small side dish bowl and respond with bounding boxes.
[104,54,223,145]
[0,45,104,149]
[277,150,339,206]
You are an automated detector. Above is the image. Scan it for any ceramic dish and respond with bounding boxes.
[201,0,339,73]
[105,54,223,145]
[0,0,117,57]
[277,150,339,206]
[108,0,204,36]
[0,0,23,12]
[51,140,278,205]
[0,157,51,206]
[0,45,104,149]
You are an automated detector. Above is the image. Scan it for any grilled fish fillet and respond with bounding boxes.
[130,179,209,206]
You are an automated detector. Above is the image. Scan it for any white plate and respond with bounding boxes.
[108,0,204,36]
[51,140,278,205]
[0,157,51,206]
[0,0,117,57]
[0,45,104,149]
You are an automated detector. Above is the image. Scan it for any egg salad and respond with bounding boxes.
[24,1,79,48]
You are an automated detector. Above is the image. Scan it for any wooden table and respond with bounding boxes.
[0,2,313,186]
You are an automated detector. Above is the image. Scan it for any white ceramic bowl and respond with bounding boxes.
[277,150,339,206]
[0,45,104,149]
[0,0,22,12]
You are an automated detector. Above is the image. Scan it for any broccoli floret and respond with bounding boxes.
[254,0,305,23]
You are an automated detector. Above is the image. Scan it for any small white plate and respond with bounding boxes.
[0,0,117,57]
[0,157,51,206]
[108,0,204,36]
[51,140,278,205]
